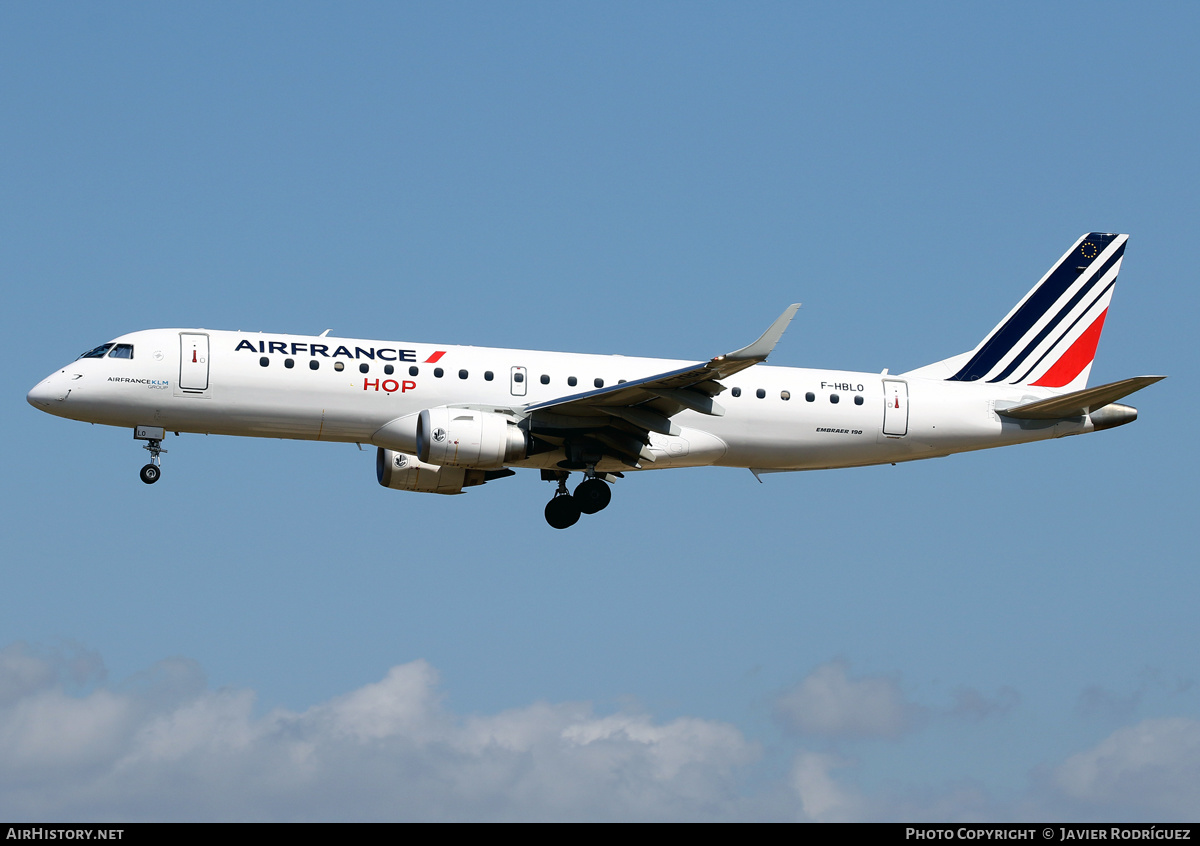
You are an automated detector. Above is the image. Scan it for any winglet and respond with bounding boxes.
[716,304,801,365]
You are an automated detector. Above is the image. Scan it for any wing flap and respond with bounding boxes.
[599,406,680,436]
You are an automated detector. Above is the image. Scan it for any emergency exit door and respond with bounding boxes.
[882,379,909,437]
[179,333,210,392]
[510,366,527,397]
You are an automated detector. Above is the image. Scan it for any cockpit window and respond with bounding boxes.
[108,344,134,359]
[78,344,114,360]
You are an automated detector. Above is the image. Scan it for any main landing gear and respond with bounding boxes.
[574,477,611,514]
[543,470,613,529]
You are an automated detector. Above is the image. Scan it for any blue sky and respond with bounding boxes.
[3,1,1196,821]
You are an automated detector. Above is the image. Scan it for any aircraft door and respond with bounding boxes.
[179,333,210,392]
[510,366,527,397]
[882,379,909,437]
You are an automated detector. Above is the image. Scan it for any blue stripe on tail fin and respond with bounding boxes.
[942,233,1126,392]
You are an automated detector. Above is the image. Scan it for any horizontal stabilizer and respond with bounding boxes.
[996,375,1165,420]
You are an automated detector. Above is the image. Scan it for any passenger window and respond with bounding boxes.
[756,388,766,399]
[384,364,394,375]
[830,394,840,404]
[854,395,863,405]
[108,344,134,359]
[513,371,523,383]
[459,369,468,379]
[259,357,269,367]
[618,379,626,384]
[805,392,815,402]
[594,378,604,388]
[334,362,345,372]
[285,358,295,369]
[731,387,741,397]
[568,376,578,387]
[540,374,550,385]
[409,366,419,377]
[781,391,791,401]
[434,367,444,378]
[359,363,369,374]
[310,360,320,371]
[484,371,494,381]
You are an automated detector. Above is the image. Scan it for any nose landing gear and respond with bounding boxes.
[134,426,168,485]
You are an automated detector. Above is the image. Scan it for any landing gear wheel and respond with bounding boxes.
[574,478,611,514]
[137,433,167,484]
[545,495,581,529]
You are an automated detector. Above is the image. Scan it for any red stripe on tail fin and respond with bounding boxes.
[1031,309,1108,388]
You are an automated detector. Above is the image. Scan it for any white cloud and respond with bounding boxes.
[0,642,104,706]
[0,649,761,821]
[1053,717,1200,818]
[7,645,1197,822]
[774,662,1019,740]
[789,751,868,822]
[774,660,913,738]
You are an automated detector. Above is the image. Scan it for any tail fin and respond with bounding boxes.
[907,233,1128,393]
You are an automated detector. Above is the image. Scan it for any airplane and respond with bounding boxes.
[28,232,1163,529]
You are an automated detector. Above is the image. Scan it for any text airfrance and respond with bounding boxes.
[235,340,418,361]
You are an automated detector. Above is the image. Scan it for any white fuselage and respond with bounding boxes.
[28,327,1091,475]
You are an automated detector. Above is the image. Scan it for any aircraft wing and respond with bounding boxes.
[523,305,799,466]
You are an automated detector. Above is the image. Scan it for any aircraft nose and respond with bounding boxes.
[27,374,65,408]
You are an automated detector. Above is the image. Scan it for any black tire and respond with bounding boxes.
[544,495,581,529]
[139,464,161,485]
[574,478,611,514]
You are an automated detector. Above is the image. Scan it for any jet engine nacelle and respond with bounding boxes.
[416,407,527,469]
[376,448,485,495]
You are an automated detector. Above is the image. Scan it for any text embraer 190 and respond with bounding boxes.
[28,233,1164,529]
